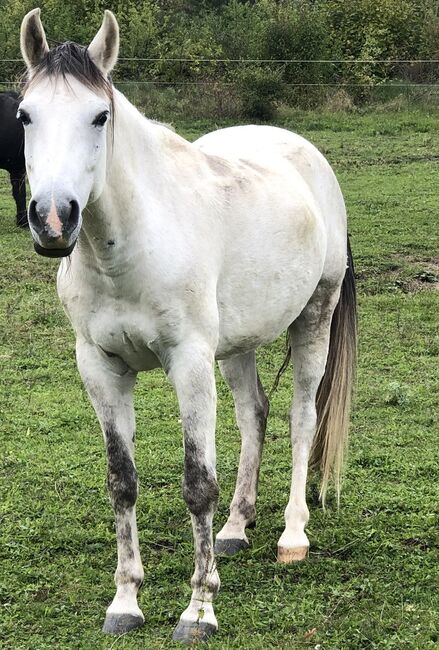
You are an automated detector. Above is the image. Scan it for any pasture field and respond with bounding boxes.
[0,109,438,650]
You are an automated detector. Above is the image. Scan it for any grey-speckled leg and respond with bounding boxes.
[215,351,268,555]
[168,340,220,643]
[76,341,145,635]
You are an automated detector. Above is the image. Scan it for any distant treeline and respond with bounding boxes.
[1,1,438,117]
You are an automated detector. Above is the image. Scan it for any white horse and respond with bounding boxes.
[19,8,357,644]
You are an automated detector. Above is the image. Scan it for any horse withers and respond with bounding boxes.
[0,91,27,227]
[19,8,357,645]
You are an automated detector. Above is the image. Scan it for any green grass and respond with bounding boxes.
[0,110,438,649]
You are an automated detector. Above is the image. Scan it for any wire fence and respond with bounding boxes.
[1,57,439,63]
[1,57,438,119]
[0,56,437,85]
[2,81,439,87]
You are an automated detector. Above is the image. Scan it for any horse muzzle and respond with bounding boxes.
[28,196,81,257]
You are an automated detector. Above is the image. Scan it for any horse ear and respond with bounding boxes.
[20,8,49,69]
[87,10,119,76]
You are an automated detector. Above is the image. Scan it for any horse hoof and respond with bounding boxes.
[102,613,144,635]
[214,537,249,556]
[277,545,308,563]
[172,620,217,645]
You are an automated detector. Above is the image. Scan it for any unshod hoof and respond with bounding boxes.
[173,620,217,645]
[102,612,144,635]
[214,537,249,557]
[277,545,309,563]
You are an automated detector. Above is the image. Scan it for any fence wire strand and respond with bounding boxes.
[1,57,437,89]
[1,81,439,88]
[1,57,439,64]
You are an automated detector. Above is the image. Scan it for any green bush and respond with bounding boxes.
[262,1,332,84]
[234,64,283,120]
[324,0,427,87]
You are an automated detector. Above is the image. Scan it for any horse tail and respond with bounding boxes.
[309,236,357,506]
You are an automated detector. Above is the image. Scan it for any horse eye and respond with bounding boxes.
[93,111,109,127]
[17,109,32,126]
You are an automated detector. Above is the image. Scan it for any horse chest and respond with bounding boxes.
[90,305,162,371]
[60,277,162,371]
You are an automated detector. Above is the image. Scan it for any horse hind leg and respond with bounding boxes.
[277,242,357,563]
[215,351,269,556]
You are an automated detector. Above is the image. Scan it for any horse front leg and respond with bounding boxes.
[167,340,220,644]
[76,340,144,635]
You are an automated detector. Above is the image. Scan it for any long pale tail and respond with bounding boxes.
[309,237,357,505]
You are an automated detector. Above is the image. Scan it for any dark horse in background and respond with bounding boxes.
[0,91,27,227]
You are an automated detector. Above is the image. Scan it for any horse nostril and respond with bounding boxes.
[65,200,80,235]
[28,199,45,233]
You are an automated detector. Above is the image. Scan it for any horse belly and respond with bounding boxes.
[215,280,318,359]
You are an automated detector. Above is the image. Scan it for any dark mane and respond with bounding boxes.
[24,41,113,103]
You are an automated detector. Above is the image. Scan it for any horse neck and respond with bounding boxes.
[107,89,168,185]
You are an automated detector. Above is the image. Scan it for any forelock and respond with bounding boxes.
[23,41,113,102]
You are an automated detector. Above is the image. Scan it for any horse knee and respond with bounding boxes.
[183,443,218,516]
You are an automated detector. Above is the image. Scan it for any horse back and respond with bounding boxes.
[196,124,347,280]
